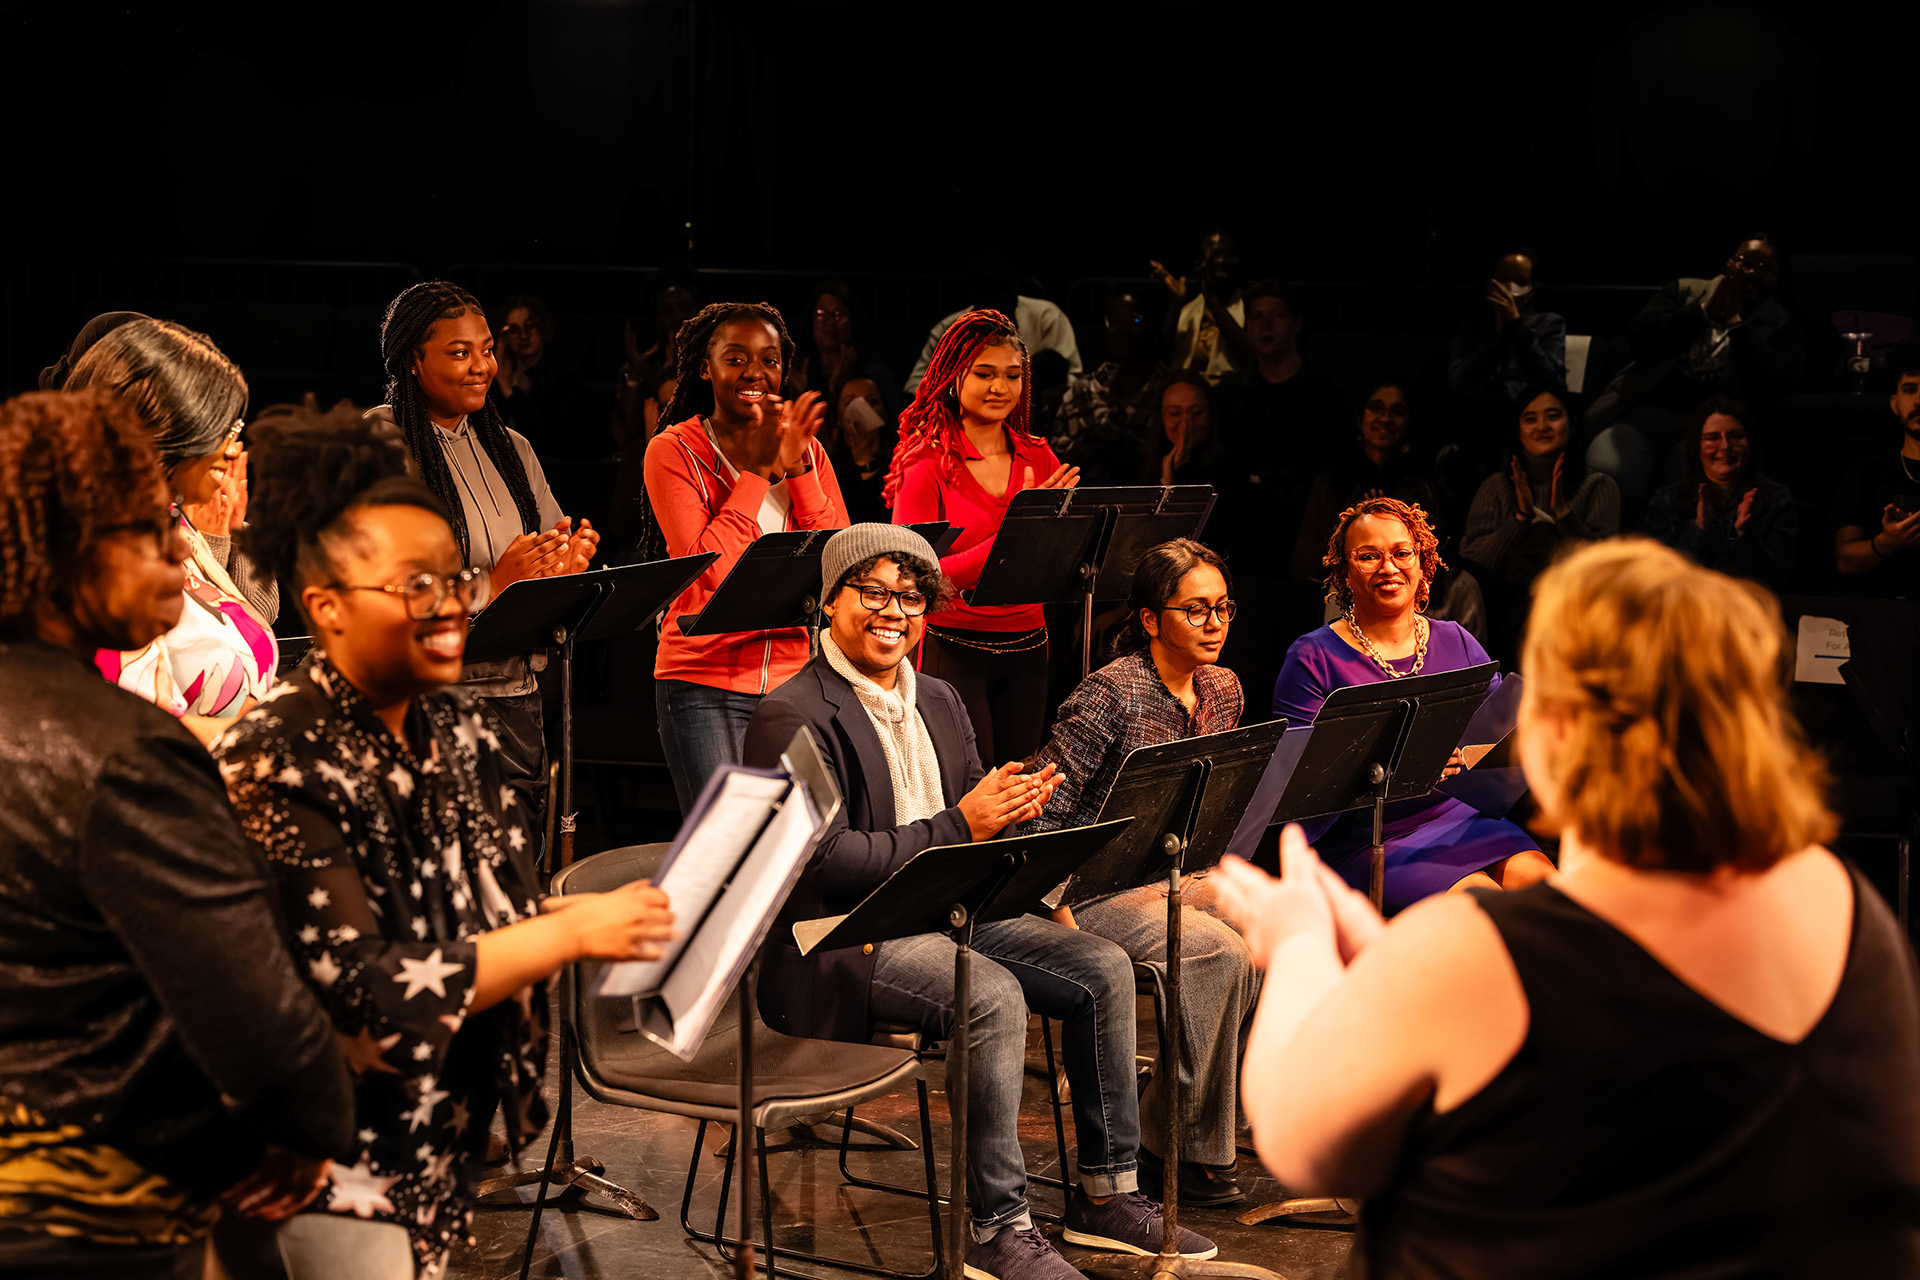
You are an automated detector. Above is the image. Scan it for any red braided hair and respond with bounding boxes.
[881,309,1033,509]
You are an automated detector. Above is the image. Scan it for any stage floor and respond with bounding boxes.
[451,997,1355,1280]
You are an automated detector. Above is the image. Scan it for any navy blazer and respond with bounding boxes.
[743,653,985,1043]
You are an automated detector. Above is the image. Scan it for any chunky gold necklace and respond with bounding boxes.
[1345,609,1428,679]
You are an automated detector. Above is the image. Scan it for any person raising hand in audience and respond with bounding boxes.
[213,408,672,1279]
[0,389,353,1279]
[1217,538,1920,1277]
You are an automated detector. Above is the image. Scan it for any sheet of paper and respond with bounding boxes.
[594,770,787,997]
[654,792,821,1059]
[1794,615,1849,685]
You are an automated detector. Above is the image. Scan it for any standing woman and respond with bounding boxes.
[217,411,672,1278]
[645,301,847,813]
[64,318,279,744]
[369,280,600,828]
[1273,497,1554,913]
[885,309,1080,764]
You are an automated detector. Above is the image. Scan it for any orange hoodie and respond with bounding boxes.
[646,417,850,694]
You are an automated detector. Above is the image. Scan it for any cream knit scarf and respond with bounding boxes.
[820,634,947,825]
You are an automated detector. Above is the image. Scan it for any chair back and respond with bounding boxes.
[552,843,674,1081]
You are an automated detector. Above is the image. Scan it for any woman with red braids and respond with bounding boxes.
[885,310,1079,762]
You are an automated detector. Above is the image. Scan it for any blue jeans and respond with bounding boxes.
[867,915,1141,1241]
[654,679,762,816]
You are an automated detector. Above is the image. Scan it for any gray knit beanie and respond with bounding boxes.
[820,524,941,604]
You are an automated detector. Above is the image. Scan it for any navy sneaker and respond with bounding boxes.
[1061,1189,1218,1259]
[964,1224,1084,1280]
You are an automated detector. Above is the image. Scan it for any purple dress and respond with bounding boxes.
[1271,620,1536,913]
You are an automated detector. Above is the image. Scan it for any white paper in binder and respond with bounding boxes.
[590,726,840,1060]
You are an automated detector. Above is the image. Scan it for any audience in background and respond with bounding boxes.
[1448,250,1567,457]
[1291,377,1440,584]
[1154,230,1250,384]
[1145,372,1227,487]
[614,272,702,450]
[0,389,352,1280]
[64,318,280,742]
[218,409,672,1278]
[1053,288,1170,486]
[905,252,1081,393]
[1586,234,1807,505]
[888,310,1078,763]
[1833,342,1920,598]
[1645,397,1796,589]
[831,376,899,524]
[494,293,592,460]
[645,301,846,814]
[1460,389,1620,656]
[370,280,600,836]
[793,280,898,444]
[1221,538,1920,1277]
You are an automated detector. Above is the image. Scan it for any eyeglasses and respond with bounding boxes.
[845,583,928,616]
[331,568,491,619]
[814,307,851,322]
[1163,600,1237,626]
[1350,548,1420,567]
[500,321,542,337]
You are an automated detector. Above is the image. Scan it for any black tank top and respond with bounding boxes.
[1357,863,1920,1279]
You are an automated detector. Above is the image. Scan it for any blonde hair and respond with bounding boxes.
[1519,538,1834,872]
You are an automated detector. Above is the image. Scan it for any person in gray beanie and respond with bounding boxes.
[743,523,1218,1280]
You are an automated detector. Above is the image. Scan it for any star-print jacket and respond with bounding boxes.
[214,657,550,1272]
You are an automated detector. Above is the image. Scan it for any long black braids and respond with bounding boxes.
[381,280,541,565]
[658,301,797,428]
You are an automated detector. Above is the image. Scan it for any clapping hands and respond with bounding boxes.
[1212,825,1384,969]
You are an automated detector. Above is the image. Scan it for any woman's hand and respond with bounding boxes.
[958,761,1051,842]
[1440,748,1468,781]
[1734,488,1758,535]
[1486,278,1520,330]
[762,389,826,477]
[1023,463,1080,492]
[1548,455,1572,520]
[1213,826,1384,970]
[554,517,600,574]
[1508,457,1534,522]
[1050,903,1078,930]
[1695,482,1713,531]
[1149,259,1189,302]
[223,1147,330,1221]
[491,529,569,590]
[541,880,675,961]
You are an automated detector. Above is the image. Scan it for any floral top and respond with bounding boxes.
[213,657,549,1273]
[98,516,277,718]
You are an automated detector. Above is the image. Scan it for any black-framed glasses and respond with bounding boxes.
[1163,600,1236,626]
[845,583,928,616]
[331,568,491,619]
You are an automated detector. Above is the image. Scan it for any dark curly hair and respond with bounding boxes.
[828,551,957,616]
[1321,496,1444,614]
[241,402,448,628]
[380,280,539,565]
[0,389,169,634]
[659,301,797,428]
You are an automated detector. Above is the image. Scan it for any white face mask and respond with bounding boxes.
[1505,281,1534,301]
[841,396,884,434]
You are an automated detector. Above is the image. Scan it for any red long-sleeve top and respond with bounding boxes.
[647,417,850,693]
[890,428,1061,633]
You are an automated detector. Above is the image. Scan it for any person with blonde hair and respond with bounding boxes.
[1217,538,1920,1277]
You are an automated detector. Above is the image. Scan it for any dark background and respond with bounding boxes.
[4,0,1914,389]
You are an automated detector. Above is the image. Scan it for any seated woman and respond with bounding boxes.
[64,317,279,743]
[1645,396,1797,589]
[1027,538,1259,1207]
[1289,377,1439,584]
[1216,538,1920,1276]
[0,390,352,1279]
[1141,372,1227,488]
[215,411,673,1279]
[1274,497,1552,913]
[1458,387,1620,658]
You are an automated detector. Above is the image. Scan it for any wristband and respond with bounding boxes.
[1870,533,1886,561]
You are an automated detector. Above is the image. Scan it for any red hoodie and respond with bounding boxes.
[646,417,850,694]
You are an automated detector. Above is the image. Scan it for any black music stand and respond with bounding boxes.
[796,818,1134,1280]
[1228,664,1496,1232]
[1062,722,1289,1280]
[676,523,955,656]
[968,487,1214,680]
[468,554,720,877]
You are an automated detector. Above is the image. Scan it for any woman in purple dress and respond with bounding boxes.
[1272,496,1553,912]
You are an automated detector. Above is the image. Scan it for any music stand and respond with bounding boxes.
[796,818,1134,1280]
[1228,665,1496,1233]
[1062,721,1290,1280]
[968,487,1214,680]
[676,523,955,656]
